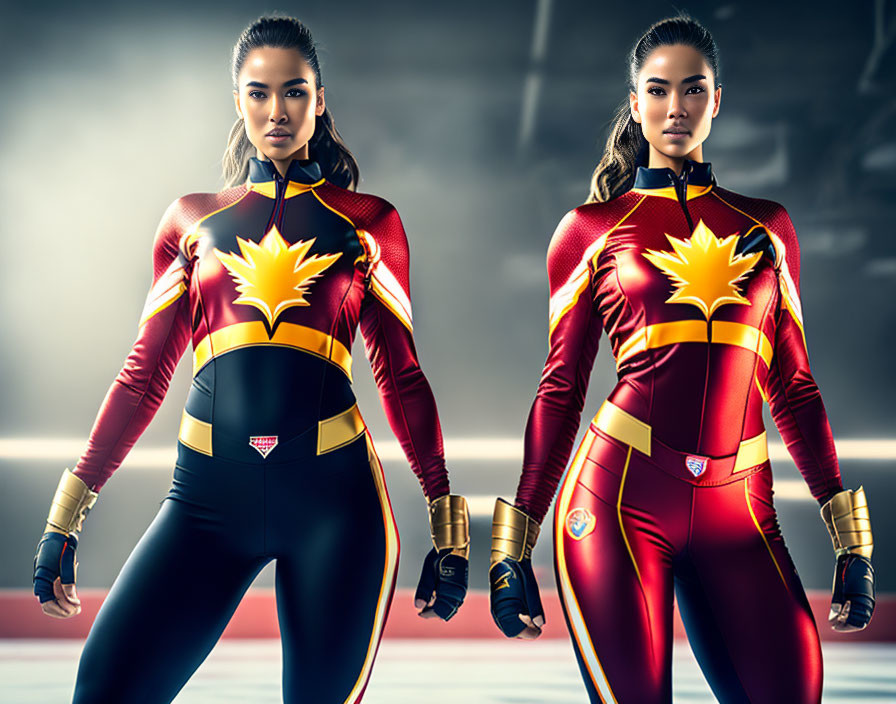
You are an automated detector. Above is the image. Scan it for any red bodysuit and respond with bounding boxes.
[516,161,837,703]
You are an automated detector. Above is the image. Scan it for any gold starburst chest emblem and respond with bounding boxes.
[214,225,341,328]
[642,220,762,319]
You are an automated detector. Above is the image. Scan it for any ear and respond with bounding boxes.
[316,86,326,117]
[629,90,641,124]
[233,90,244,120]
[711,85,722,118]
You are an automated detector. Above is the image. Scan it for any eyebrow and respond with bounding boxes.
[645,74,707,85]
[245,78,309,89]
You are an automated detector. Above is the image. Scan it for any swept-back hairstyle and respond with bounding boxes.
[587,15,720,203]
[223,16,360,190]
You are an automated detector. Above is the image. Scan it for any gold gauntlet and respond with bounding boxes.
[429,494,470,559]
[490,498,540,566]
[45,469,98,536]
[820,487,873,559]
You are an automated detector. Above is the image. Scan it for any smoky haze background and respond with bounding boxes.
[0,0,894,598]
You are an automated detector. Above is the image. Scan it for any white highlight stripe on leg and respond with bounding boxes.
[342,431,400,704]
[554,429,618,704]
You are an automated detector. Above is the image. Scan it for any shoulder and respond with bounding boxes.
[547,193,640,271]
[712,187,796,238]
[713,186,802,286]
[152,186,248,263]
[313,183,402,238]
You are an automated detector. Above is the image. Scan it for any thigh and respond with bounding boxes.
[73,496,266,704]
[553,430,677,704]
[271,432,399,704]
[680,468,822,704]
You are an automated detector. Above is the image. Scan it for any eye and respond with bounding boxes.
[248,90,266,100]
[285,88,308,98]
[646,86,666,96]
[686,85,706,94]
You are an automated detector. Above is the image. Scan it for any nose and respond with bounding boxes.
[269,94,288,123]
[667,92,687,119]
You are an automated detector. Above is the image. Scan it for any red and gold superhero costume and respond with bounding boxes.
[67,157,453,704]
[515,161,838,703]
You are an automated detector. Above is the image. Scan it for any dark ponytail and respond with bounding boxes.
[224,16,360,190]
[587,15,720,203]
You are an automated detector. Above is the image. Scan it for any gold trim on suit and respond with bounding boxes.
[178,410,213,456]
[192,321,353,381]
[317,403,366,455]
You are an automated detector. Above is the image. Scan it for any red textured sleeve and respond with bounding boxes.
[358,205,450,501]
[72,198,194,491]
[763,206,843,503]
[514,209,605,523]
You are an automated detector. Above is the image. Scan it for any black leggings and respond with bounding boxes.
[73,433,399,704]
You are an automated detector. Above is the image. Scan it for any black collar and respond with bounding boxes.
[248,157,323,185]
[633,160,715,189]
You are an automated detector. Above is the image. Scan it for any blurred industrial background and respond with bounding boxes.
[0,0,894,688]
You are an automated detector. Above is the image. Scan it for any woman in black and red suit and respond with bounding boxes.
[32,16,469,704]
[488,15,875,704]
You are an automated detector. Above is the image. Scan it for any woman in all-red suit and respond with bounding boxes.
[489,15,874,704]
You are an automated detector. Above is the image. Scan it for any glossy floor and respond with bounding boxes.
[1,640,894,702]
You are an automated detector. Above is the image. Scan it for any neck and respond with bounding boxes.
[257,144,311,178]
[647,144,704,175]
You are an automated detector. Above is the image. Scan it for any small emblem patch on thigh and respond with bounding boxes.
[249,435,279,458]
[565,508,596,540]
[686,454,709,477]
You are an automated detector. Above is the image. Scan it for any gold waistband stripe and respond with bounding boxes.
[317,403,366,455]
[592,400,768,471]
[732,431,768,472]
[615,320,773,369]
[193,321,353,380]
[592,400,652,455]
[179,410,213,456]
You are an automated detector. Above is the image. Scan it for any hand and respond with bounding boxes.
[414,547,468,621]
[829,553,875,632]
[33,531,82,618]
[489,556,544,639]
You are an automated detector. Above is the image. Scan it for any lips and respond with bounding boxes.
[265,129,292,138]
[663,126,690,135]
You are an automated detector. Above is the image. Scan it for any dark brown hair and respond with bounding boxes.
[223,16,360,190]
[587,15,720,203]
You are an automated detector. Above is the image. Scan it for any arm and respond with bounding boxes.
[357,205,467,620]
[763,206,874,631]
[514,209,605,524]
[34,197,194,615]
[357,206,450,502]
[762,206,842,502]
[491,209,605,638]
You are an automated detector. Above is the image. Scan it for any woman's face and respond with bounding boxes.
[233,46,325,166]
[629,44,721,164]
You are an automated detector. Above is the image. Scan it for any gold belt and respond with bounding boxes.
[178,403,366,457]
[590,400,768,473]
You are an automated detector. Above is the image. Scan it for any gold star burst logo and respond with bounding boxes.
[642,220,762,319]
[214,225,341,328]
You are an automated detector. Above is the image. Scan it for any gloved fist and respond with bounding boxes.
[489,498,543,638]
[489,554,544,638]
[829,553,875,632]
[820,487,874,633]
[33,469,97,619]
[414,547,468,620]
[33,531,82,618]
[416,494,470,621]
